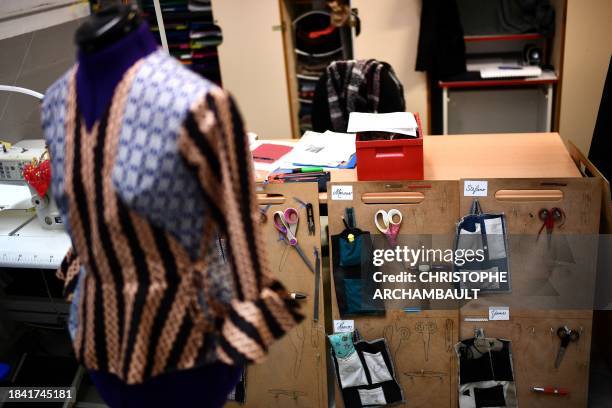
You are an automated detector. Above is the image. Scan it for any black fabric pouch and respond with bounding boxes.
[455,336,517,408]
[455,199,511,293]
[474,384,506,407]
[332,227,384,316]
[330,332,404,407]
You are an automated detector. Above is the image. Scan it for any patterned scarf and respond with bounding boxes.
[326,59,403,132]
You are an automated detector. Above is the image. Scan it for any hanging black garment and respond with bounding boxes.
[415,0,466,79]
[589,56,612,188]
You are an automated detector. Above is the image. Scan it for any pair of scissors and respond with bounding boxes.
[374,209,403,246]
[537,207,565,246]
[554,326,579,368]
[273,208,315,273]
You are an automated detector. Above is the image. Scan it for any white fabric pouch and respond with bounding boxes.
[458,224,483,252]
[358,387,387,406]
[484,218,506,260]
[337,351,369,388]
[362,351,393,384]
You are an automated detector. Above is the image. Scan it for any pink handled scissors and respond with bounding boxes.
[273,208,315,273]
[375,209,403,246]
[274,208,299,245]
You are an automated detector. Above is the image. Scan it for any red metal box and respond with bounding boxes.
[355,113,424,181]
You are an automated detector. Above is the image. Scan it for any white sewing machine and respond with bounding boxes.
[0,86,70,323]
[0,141,71,322]
[0,139,63,229]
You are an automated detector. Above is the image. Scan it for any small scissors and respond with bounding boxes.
[537,207,565,246]
[273,208,315,273]
[554,326,579,368]
[374,209,403,246]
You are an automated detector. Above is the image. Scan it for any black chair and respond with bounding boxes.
[311,59,405,133]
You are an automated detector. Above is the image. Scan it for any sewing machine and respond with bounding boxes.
[0,141,70,323]
[0,139,63,229]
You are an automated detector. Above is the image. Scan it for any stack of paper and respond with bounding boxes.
[279,130,356,168]
[347,112,418,137]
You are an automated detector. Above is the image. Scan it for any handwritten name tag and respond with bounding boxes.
[464,180,488,197]
[331,185,353,200]
[489,306,510,321]
[334,320,355,333]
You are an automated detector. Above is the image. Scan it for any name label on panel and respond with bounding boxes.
[331,185,353,200]
[489,306,510,321]
[464,180,488,197]
[334,320,355,333]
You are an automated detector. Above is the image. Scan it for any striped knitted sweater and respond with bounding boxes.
[42,50,302,384]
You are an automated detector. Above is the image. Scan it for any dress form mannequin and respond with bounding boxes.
[71,7,242,408]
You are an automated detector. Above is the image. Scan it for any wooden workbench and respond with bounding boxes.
[328,132,580,181]
[250,132,605,408]
[310,133,581,202]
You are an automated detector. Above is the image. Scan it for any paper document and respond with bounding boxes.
[250,140,295,179]
[0,183,32,211]
[280,130,356,168]
[347,112,418,136]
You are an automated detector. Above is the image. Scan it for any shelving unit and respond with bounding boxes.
[463,32,544,43]
[429,0,568,135]
[88,0,223,84]
[280,1,354,137]
[139,0,223,84]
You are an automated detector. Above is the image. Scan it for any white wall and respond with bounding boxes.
[351,0,429,132]
[213,0,293,139]
[558,0,612,154]
[0,19,81,143]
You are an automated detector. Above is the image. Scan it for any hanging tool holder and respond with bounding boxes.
[330,207,383,316]
[455,198,511,293]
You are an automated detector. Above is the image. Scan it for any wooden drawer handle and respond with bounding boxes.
[495,189,564,202]
[257,194,286,205]
[361,192,425,204]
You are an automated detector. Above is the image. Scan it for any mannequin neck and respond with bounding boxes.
[76,22,158,130]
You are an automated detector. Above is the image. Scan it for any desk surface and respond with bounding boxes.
[255,133,582,201]
[328,132,581,182]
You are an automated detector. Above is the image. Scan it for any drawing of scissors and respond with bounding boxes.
[374,209,403,246]
[273,208,315,273]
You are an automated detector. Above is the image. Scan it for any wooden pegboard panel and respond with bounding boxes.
[226,182,327,408]
[458,178,601,234]
[459,310,592,408]
[458,178,601,311]
[327,180,460,408]
[458,178,600,408]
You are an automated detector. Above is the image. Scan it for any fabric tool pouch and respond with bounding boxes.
[339,233,363,267]
[332,209,385,316]
[329,331,404,407]
[454,335,518,408]
[455,199,511,293]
